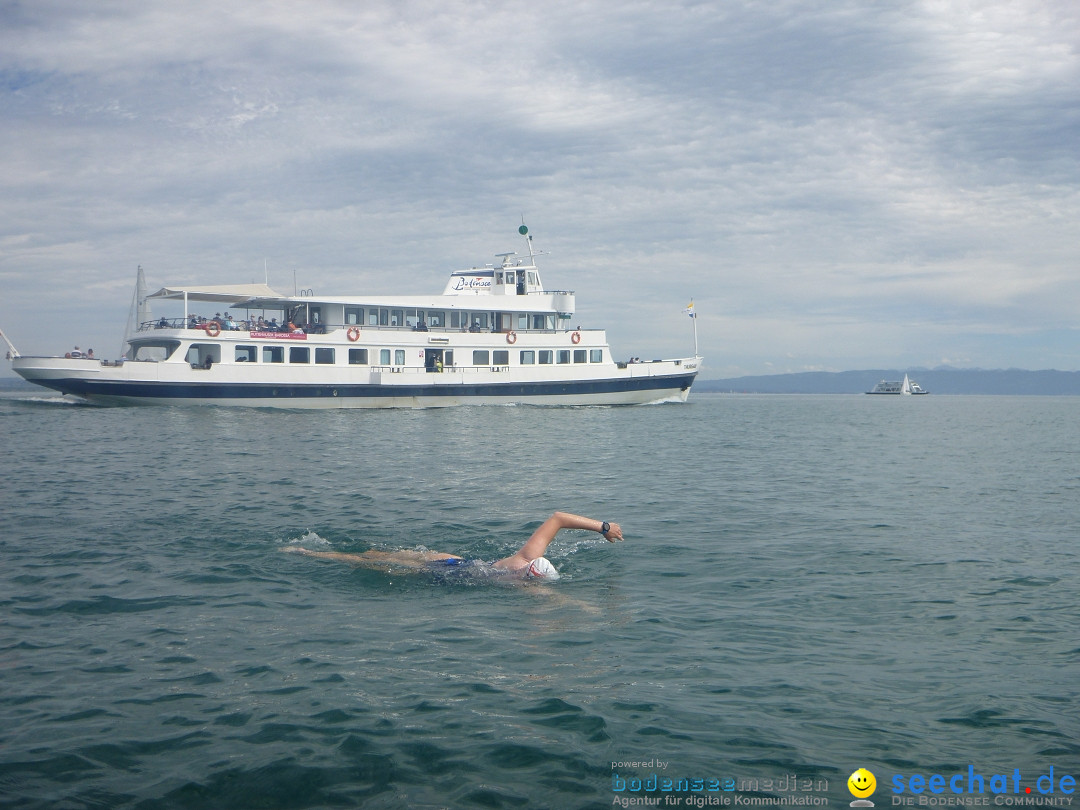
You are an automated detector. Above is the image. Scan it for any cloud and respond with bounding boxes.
[1,0,1078,373]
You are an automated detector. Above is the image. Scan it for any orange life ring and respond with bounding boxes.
[205,322,221,337]
[571,331,581,344]
[347,326,361,342]
[506,331,517,344]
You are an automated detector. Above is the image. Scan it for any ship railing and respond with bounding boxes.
[136,318,597,336]
[137,317,265,332]
[138,318,313,333]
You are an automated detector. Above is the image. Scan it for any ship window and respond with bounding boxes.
[451,311,465,329]
[444,350,453,367]
[428,310,445,328]
[531,314,545,330]
[235,345,257,363]
[186,344,220,367]
[574,349,587,363]
[528,272,538,286]
[290,346,310,363]
[263,346,284,363]
[472,312,489,331]
[368,310,380,326]
[539,350,553,365]
[390,309,403,327]
[315,348,335,365]
[590,349,603,363]
[517,313,528,330]
[132,340,180,361]
[492,350,509,365]
[495,272,503,284]
[473,350,489,365]
[519,350,535,364]
[349,348,369,365]
[379,348,391,365]
[557,350,571,364]
[345,307,363,325]
[185,343,219,362]
[379,309,389,326]
[394,349,405,365]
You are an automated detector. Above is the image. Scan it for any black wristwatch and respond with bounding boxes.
[600,521,610,535]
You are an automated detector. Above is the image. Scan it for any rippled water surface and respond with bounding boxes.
[1,393,1077,809]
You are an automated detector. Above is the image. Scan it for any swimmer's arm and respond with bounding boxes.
[529,585,602,614]
[494,512,623,570]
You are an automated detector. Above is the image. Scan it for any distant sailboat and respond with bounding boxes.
[902,373,929,395]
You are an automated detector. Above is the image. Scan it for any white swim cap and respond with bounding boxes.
[525,557,560,580]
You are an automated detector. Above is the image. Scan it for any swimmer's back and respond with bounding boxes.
[424,558,495,578]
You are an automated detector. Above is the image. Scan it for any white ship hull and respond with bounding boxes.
[13,353,698,408]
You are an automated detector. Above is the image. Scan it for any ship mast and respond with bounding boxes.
[121,266,150,358]
[520,222,534,264]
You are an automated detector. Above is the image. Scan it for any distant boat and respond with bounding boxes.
[867,373,929,395]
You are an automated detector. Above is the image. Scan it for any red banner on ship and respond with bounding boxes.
[249,331,308,340]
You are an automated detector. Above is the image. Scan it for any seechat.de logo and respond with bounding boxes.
[849,768,877,807]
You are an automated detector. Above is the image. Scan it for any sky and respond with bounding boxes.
[2,0,1079,377]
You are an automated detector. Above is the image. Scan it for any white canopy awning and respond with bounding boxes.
[147,284,286,304]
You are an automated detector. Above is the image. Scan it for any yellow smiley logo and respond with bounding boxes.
[848,768,877,798]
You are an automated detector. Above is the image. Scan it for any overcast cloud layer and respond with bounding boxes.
[2,0,1079,375]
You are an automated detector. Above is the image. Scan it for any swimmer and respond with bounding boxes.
[282,511,623,580]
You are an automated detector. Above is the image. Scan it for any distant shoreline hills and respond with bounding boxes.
[3,368,1080,395]
[697,368,1080,395]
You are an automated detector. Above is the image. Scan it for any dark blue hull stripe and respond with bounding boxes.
[37,373,697,401]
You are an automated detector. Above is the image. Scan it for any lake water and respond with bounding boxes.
[1,393,1077,809]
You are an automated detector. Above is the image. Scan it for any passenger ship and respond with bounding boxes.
[8,227,702,408]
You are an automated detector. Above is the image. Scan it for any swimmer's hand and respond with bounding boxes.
[602,522,624,542]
